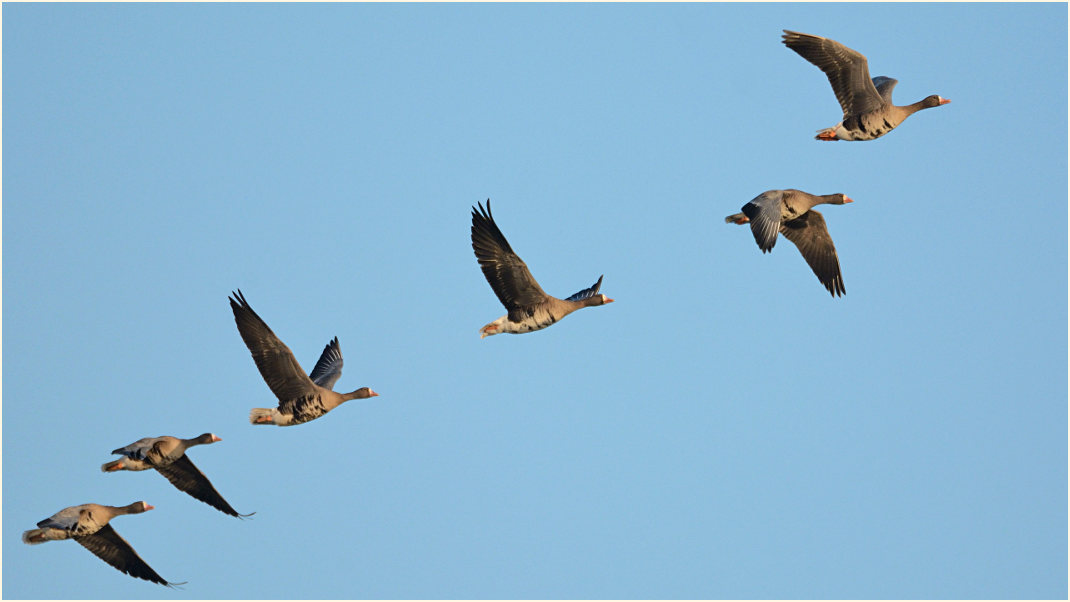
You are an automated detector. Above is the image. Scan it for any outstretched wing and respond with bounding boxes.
[75,524,181,587]
[780,210,845,297]
[155,455,252,518]
[782,30,886,116]
[471,200,549,317]
[308,337,344,390]
[229,290,318,403]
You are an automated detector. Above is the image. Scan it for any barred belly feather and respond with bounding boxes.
[279,394,330,425]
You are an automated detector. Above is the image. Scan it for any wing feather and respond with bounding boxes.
[742,191,784,253]
[872,76,898,103]
[37,506,84,530]
[308,337,344,390]
[782,30,886,116]
[229,290,318,403]
[564,275,604,302]
[779,210,846,297]
[74,524,179,587]
[470,200,549,317]
[155,455,251,518]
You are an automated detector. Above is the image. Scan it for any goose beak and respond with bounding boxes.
[369,390,379,397]
[939,97,951,105]
[144,504,155,511]
[844,196,854,203]
[604,297,615,303]
[211,435,222,442]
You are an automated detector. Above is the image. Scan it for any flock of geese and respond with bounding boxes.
[21,30,948,588]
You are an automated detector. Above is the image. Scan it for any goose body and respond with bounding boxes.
[726,189,852,297]
[229,290,378,426]
[471,200,613,338]
[22,501,181,587]
[781,30,949,141]
[102,434,251,518]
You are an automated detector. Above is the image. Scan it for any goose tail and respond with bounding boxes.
[22,529,50,544]
[249,408,277,425]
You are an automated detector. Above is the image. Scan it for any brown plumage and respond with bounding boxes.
[102,434,251,518]
[782,29,949,141]
[22,501,182,587]
[726,189,852,297]
[471,199,614,338]
[229,290,378,426]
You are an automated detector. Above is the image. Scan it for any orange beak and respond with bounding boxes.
[939,98,951,105]
[211,435,222,442]
[369,390,380,397]
[604,297,615,303]
[144,504,155,511]
[844,196,854,203]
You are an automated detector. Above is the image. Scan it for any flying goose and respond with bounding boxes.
[22,501,182,587]
[782,30,949,141]
[229,290,378,426]
[102,434,252,518]
[726,189,852,297]
[471,199,613,338]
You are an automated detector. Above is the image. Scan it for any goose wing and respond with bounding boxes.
[308,337,344,390]
[36,506,85,531]
[782,30,886,116]
[872,76,898,103]
[779,209,845,297]
[471,200,550,318]
[111,437,161,461]
[564,275,604,302]
[741,190,785,252]
[74,524,180,587]
[155,455,251,518]
[229,290,318,403]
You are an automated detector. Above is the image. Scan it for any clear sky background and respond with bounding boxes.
[3,3,1066,599]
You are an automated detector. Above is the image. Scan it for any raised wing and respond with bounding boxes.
[308,337,344,390]
[782,30,886,116]
[742,190,785,252]
[75,524,181,587]
[565,275,604,302]
[229,290,318,403]
[779,210,845,297]
[471,200,549,317]
[155,455,251,518]
[872,76,898,103]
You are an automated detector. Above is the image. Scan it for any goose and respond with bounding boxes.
[229,290,379,426]
[781,29,949,141]
[471,199,613,338]
[726,189,852,297]
[102,434,252,518]
[22,501,182,587]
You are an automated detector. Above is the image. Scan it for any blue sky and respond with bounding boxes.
[3,3,1066,599]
